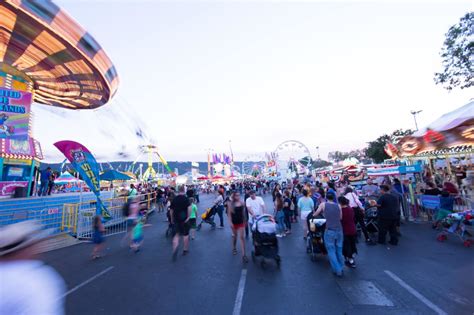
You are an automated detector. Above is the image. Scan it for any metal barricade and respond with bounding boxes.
[406,194,473,222]
[76,192,156,240]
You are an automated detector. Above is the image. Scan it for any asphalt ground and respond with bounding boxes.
[42,193,474,315]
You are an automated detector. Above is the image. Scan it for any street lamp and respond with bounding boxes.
[316,146,320,160]
[410,110,423,131]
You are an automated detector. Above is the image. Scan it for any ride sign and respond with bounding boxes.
[0,88,31,140]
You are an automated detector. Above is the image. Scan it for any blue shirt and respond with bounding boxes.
[40,169,51,182]
[298,196,314,212]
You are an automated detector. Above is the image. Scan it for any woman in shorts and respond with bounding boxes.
[227,191,248,263]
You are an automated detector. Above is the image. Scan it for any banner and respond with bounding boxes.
[0,88,32,140]
[54,140,110,219]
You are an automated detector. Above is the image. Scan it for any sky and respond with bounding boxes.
[33,0,473,162]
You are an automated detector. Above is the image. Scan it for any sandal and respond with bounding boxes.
[242,255,249,263]
[232,249,237,255]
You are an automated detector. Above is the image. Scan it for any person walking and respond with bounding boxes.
[297,189,314,239]
[189,197,198,240]
[227,191,248,263]
[170,186,192,260]
[245,190,266,226]
[339,197,357,268]
[213,190,225,229]
[282,190,292,234]
[91,215,105,259]
[344,187,373,245]
[314,193,344,277]
[274,192,285,237]
[376,185,400,246]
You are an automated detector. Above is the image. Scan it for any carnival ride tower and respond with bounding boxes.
[131,144,176,181]
[0,0,118,196]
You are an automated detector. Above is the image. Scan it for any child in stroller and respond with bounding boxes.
[196,206,217,231]
[364,206,379,243]
[251,214,281,268]
[306,215,327,261]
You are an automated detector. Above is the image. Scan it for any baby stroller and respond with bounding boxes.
[196,206,217,231]
[365,207,379,242]
[307,218,327,261]
[251,215,281,268]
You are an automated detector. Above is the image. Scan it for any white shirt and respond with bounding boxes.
[246,196,265,217]
[344,192,364,209]
[0,260,65,315]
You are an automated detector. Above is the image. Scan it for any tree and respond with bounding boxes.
[365,135,390,163]
[364,129,414,163]
[434,12,473,90]
[328,151,349,162]
[311,159,332,169]
[328,149,366,163]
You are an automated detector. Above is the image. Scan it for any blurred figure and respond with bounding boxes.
[0,221,65,314]
[92,215,105,259]
[131,217,145,253]
[170,186,192,260]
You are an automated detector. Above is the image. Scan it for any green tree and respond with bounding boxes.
[365,135,390,163]
[365,129,414,163]
[311,159,332,169]
[434,12,473,90]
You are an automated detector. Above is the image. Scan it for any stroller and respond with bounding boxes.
[307,218,327,261]
[251,215,281,268]
[364,207,379,242]
[196,206,217,231]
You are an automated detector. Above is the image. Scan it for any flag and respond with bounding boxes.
[54,140,110,219]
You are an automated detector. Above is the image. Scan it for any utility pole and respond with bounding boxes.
[410,110,423,131]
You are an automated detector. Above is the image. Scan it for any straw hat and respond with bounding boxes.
[0,221,52,256]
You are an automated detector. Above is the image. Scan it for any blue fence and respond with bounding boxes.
[0,192,113,233]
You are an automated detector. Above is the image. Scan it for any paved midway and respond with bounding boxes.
[43,194,473,315]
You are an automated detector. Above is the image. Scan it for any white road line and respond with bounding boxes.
[384,270,447,315]
[232,269,248,315]
[60,266,115,299]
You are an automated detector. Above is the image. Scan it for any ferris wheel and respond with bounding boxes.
[241,154,266,177]
[274,140,312,173]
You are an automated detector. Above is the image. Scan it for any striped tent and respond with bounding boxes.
[0,0,119,109]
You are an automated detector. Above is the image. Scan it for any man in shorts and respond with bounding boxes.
[170,186,192,260]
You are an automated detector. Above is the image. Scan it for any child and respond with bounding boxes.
[339,196,357,268]
[92,215,105,259]
[189,197,198,240]
[131,217,144,253]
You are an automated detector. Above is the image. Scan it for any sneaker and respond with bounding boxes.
[218,226,224,229]
[348,259,356,268]
[276,234,283,238]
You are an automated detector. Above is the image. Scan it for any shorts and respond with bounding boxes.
[301,210,311,221]
[232,223,246,230]
[174,222,190,236]
[93,231,103,244]
[188,218,197,229]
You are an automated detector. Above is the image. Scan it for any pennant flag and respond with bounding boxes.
[54,140,111,219]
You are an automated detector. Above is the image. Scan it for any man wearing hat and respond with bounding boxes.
[0,221,65,314]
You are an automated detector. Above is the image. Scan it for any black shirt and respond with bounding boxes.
[283,197,292,211]
[171,195,190,223]
[377,193,400,220]
[186,189,194,198]
[424,188,441,196]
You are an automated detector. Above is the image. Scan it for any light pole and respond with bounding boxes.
[316,146,320,160]
[410,110,422,131]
